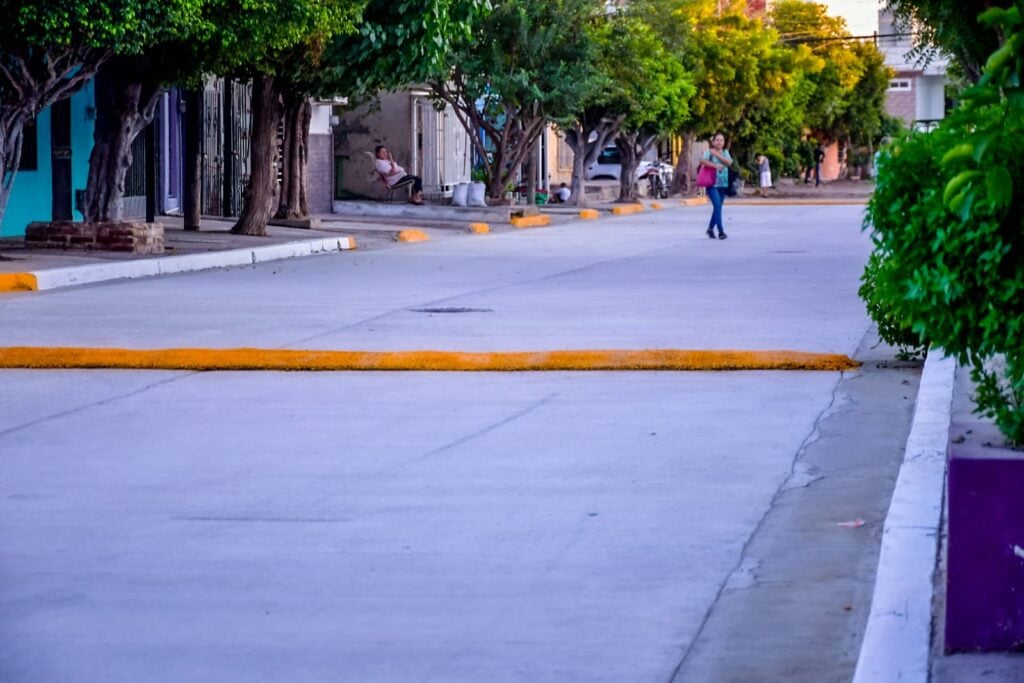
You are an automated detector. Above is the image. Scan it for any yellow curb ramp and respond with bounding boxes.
[469,223,490,234]
[0,273,39,292]
[0,347,861,372]
[579,209,600,220]
[611,204,644,216]
[396,229,430,243]
[510,214,551,228]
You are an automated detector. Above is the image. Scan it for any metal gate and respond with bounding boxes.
[122,131,147,218]
[201,78,251,217]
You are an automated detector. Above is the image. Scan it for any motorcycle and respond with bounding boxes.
[640,161,674,199]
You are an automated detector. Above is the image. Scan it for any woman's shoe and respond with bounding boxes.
[706,228,716,239]
[718,231,728,240]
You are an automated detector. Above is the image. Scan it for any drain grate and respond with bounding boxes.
[409,307,493,314]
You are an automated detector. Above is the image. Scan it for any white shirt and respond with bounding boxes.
[375,158,406,186]
[556,187,571,201]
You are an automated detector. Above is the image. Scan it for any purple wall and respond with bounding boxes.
[946,456,1024,652]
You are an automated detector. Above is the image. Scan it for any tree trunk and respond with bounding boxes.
[0,45,109,228]
[276,93,311,219]
[673,132,695,194]
[233,75,283,236]
[182,89,203,231]
[82,61,164,223]
[563,118,622,206]
[0,110,29,230]
[616,132,659,202]
[616,136,640,202]
[524,138,537,206]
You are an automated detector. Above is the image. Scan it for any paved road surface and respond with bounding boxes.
[0,205,918,682]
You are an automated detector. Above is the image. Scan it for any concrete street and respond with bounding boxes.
[0,204,919,682]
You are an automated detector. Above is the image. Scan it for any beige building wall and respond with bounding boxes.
[332,91,471,202]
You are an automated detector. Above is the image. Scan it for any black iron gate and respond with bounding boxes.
[201,78,251,217]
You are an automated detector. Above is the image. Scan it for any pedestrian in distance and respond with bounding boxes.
[757,154,772,198]
[699,132,733,240]
[813,142,824,186]
[554,182,571,203]
[374,145,424,204]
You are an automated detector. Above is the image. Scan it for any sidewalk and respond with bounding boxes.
[0,178,867,293]
[854,350,1024,682]
[0,195,702,291]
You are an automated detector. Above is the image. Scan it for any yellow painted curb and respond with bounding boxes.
[679,197,708,206]
[650,202,664,210]
[511,215,551,229]
[396,229,429,243]
[611,204,644,216]
[579,209,600,220]
[469,223,490,234]
[0,347,861,372]
[0,273,38,292]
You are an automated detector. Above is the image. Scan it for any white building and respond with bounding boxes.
[877,7,948,131]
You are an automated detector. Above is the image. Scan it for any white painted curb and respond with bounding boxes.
[853,350,956,683]
[29,237,356,291]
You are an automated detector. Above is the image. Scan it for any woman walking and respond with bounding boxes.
[699,133,733,239]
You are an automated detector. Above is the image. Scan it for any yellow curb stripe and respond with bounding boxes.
[679,197,708,206]
[469,223,490,234]
[611,204,644,216]
[0,347,860,372]
[0,273,38,292]
[396,229,429,243]
[579,209,600,220]
[650,202,664,210]
[510,215,551,228]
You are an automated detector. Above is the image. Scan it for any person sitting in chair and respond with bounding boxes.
[374,145,423,204]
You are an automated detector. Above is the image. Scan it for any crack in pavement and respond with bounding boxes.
[666,367,848,683]
[0,372,195,440]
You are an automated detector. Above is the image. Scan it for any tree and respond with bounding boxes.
[608,19,694,201]
[429,0,606,200]
[677,3,812,187]
[0,0,165,226]
[228,0,365,236]
[556,10,694,204]
[771,1,891,173]
[886,0,1007,83]
[274,0,489,220]
[82,2,214,224]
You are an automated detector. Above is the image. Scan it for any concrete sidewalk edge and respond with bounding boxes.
[5,236,357,292]
[853,350,955,683]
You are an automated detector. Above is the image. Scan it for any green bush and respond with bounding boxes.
[863,87,1024,443]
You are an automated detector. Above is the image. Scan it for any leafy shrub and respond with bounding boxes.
[863,3,1024,444]
[859,251,927,359]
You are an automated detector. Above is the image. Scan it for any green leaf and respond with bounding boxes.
[943,170,983,207]
[941,142,974,166]
[986,166,1014,209]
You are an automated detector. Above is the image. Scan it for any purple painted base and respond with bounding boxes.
[946,446,1024,652]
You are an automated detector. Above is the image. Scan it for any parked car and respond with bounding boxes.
[585,146,654,181]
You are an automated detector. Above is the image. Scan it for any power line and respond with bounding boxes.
[779,31,917,45]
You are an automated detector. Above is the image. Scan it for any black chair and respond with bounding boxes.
[365,151,415,202]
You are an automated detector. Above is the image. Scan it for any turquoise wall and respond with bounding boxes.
[0,81,95,238]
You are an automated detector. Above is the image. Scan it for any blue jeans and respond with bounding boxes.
[707,186,726,233]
